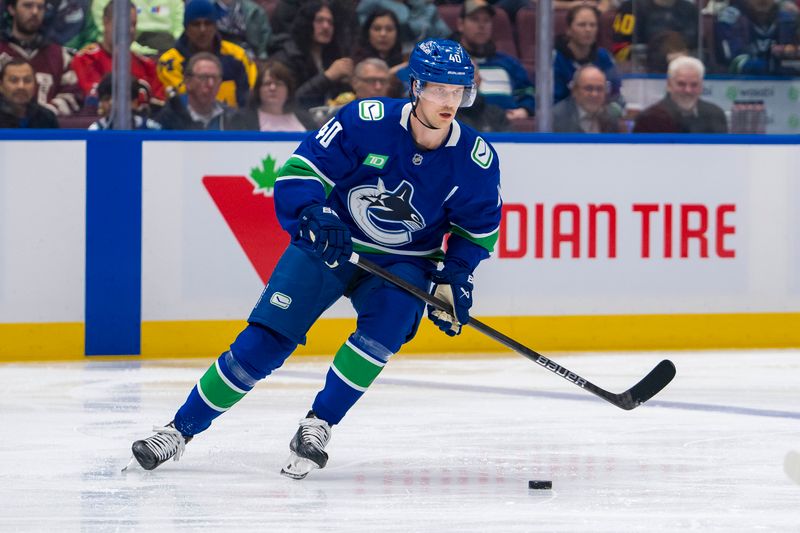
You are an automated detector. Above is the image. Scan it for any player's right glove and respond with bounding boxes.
[427,265,474,336]
[297,204,353,268]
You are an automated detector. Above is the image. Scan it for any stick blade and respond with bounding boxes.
[617,359,676,410]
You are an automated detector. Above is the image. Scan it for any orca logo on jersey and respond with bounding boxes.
[348,178,425,246]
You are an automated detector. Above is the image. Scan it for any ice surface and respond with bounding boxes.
[1,350,798,532]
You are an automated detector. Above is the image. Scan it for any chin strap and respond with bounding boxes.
[410,99,441,130]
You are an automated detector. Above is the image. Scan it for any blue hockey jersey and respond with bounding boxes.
[274,97,502,271]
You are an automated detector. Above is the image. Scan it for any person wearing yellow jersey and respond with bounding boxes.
[157,0,256,108]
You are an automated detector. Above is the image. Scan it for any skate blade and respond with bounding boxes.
[121,455,136,473]
[280,452,318,480]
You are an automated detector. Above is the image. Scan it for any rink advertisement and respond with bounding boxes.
[1,132,799,358]
[0,140,86,359]
[139,140,800,356]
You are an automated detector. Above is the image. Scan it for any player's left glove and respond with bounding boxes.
[427,265,474,336]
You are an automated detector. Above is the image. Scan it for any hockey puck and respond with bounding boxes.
[528,480,552,490]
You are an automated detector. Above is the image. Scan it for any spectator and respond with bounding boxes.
[72,1,165,111]
[356,0,450,53]
[272,0,353,109]
[354,57,397,97]
[633,56,728,133]
[612,0,699,65]
[157,0,256,108]
[229,59,316,130]
[305,57,398,125]
[645,30,689,72]
[216,0,272,61]
[270,0,357,52]
[351,8,406,73]
[156,51,237,129]
[554,4,622,104]
[716,0,800,74]
[0,0,82,115]
[553,65,623,133]
[88,74,162,129]
[1,0,98,50]
[456,0,535,119]
[92,0,184,56]
[0,56,58,127]
[554,0,616,13]
[457,60,510,132]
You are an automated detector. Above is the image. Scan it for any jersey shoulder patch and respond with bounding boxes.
[470,136,494,169]
[357,99,385,121]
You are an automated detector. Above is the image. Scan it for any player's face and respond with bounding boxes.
[313,7,334,46]
[186,18,217,51]
[667,67,702,111]
[368,15,397,54]
[417,81,463,127]
[567,8,598,48]
[10,0,45,35]
[0,63,36,106]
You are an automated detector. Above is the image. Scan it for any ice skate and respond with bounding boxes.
[124,423,192,471]
[280,411,332,480]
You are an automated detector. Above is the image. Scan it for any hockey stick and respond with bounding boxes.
[349,253,676,410]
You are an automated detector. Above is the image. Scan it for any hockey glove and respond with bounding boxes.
[427,265,474,336]
[297,205,353,268]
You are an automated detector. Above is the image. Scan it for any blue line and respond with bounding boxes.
[278,370,800,421]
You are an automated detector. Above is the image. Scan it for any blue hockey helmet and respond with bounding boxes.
[408,39,477,107]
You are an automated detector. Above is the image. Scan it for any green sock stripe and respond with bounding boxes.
[331,341,385,390]
[197,360,247,411]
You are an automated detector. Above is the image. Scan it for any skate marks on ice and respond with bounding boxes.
[785,451,800,485]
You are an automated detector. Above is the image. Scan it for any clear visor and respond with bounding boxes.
[415,80,477,108]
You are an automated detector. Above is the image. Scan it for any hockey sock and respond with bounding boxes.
[173,350,258,436]
[173,324,296,436]
[312,330,393,425]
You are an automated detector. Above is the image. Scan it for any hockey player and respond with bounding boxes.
[127,38,502,480]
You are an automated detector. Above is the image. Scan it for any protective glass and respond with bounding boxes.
[415,80,477,108]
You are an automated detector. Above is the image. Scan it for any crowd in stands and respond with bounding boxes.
[0,0,798,132]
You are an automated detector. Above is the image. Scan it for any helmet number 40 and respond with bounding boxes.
[448,54,462,63]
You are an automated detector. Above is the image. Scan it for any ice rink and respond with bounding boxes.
[1,350,798,532]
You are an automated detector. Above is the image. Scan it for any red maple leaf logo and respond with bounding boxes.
[202,156,290,284]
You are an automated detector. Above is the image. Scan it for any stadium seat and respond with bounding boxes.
[437,4,460,32]
[492,7,518,57]
[701,13,719,73]
[509,116,536,132]
[516,7,536,73]
[57,114,98,129]
[598,10,616,51]
[554,9,568,39]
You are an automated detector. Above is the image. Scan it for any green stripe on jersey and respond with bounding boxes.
[353,241,445,262]
[331,342,386,390]
[450,224,499,253]
[279,156,333,196]
[197,361,247,411]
